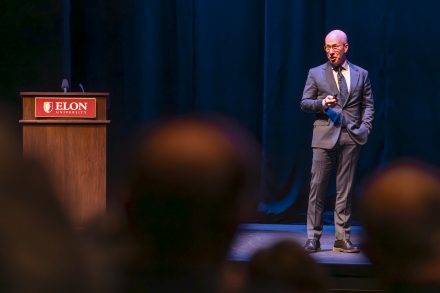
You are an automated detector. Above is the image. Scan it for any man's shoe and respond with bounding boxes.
[333,239,360,253]
[304,239,321,253]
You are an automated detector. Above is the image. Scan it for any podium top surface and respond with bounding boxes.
[20,92,110,97]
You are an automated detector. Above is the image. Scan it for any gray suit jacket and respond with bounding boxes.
[300,61,374,149]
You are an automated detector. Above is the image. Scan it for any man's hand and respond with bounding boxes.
[322,95,337,108]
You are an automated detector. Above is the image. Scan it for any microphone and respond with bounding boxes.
[79,83,85,93]
[61,79,69,93]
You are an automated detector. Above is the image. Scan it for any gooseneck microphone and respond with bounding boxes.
[79,83,85,93]
[61,79,69,93]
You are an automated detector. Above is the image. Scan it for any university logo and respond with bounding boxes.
[35,97,96,118]
[43,102,54,113]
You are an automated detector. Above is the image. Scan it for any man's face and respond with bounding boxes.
[324,35,348,67]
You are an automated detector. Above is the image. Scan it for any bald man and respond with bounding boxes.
[300,30,374,253]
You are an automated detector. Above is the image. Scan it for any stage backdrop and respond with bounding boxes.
[3,0,440,222]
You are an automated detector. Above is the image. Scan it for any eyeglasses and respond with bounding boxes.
[324,44,345,52]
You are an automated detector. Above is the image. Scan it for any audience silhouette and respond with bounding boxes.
[361,160,440,292]
[247,240,327,292]
[123,115,260,292]
[0,106,92,292]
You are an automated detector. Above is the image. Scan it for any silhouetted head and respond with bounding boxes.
[361,160,440,287]
[247,240,327,292]
[127,115,260,275]
[0,105,91,292]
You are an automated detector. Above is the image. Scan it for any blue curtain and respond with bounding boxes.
[66,0,440,222]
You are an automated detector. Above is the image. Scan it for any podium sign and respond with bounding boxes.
[35,97,97,118]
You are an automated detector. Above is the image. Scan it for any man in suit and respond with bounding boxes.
[300,30,374,253]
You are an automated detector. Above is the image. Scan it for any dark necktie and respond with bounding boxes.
[337,66,348,106]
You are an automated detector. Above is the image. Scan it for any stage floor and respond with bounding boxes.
[228,224,382,291]
[229,223,369,264]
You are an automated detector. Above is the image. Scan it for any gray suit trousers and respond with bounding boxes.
[307,129,361,240]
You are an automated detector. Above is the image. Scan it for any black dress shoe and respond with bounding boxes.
[304,239,321,253]
[333,239,360,253]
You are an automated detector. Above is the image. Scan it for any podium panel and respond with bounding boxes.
[20,92,110,227]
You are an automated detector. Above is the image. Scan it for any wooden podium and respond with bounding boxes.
[20,92,110,227]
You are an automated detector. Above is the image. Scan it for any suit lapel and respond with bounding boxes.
[345,62,360,107]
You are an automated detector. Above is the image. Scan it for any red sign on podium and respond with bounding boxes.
[35,97,97,118]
